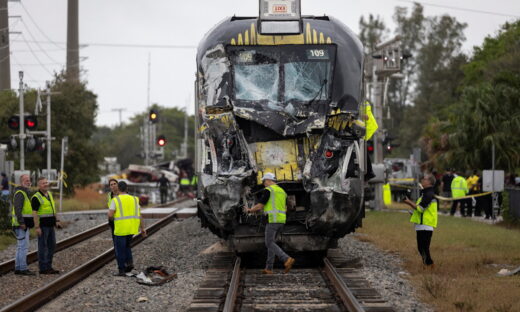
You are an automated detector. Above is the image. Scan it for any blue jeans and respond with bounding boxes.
[38,226,56,271]
[14,228,30,271]
[114,235,133,272]
[265,223,289,270]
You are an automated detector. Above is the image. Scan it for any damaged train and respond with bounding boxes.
[195,14,368,252]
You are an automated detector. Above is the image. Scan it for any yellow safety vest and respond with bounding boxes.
[263,184,287,224]
[383,183,392,206]
[410,195,438,228]
[191,175,198,186]
[180,178,190,186]
[32,191,56,218]
[11,190,33,226]
[451,176,468,198]
[364,102,378,141]
[112,194,141,236]
[467,175,479,192]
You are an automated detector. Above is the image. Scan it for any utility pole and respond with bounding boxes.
[369,36,408,210]
[0,0,11,90]
[45,83,52,178]
[111,108,126,126]
[18,71,25,170]
[66,0,79,82]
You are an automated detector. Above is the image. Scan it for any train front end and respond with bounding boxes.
[195,3,366,252]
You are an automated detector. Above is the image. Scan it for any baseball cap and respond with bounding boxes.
[261,172,276,181]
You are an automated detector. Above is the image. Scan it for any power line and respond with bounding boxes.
[396,0,520,18]
[20,2,65,50]
[20,20,61,63]
[20,34,54,75]
[12,39,197,49]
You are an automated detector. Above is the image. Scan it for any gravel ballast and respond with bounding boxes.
[339,233,433,312]
[0,213,107,263]
[40,215,218,311]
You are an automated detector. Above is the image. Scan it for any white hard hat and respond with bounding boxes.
[261,172,276,181]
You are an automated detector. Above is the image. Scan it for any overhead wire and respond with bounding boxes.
[20,19,62,64]
[20,1,65,50]
[19,34,54,76]
[11,39,197,50]
[395,0,520,18]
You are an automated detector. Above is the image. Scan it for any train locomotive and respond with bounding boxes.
[195,5,367,253]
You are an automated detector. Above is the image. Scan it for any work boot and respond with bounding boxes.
[40,268,60,274]
[125,264,134,273]
[113,270,126,277]
[284,257,295,273]
[262,269,273,274]
[15,270,36,276]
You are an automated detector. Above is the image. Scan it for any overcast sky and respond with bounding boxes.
[6,0,520,127]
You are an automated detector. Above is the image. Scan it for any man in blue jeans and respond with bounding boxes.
[108,181,147,276]
[32,177,62,274]
[11,174,35,275]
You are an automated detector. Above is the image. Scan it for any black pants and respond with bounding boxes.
[451,199,470,216]
[416,230,434,265]
[160,187,168,204]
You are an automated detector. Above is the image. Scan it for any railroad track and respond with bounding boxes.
[0,197,189,276]
[0,198,194,312]
[188,249,395,312]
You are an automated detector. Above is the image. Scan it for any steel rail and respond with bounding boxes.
[0,197,188,275]
[323,257,365,312]
[0,222,109,276]
[222,257,241,312]
[0,206,189,312]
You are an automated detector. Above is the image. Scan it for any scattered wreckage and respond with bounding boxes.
[195,14,368,252]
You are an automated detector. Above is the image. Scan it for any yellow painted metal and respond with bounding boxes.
[253,140,300,184]
[231,23,333,46]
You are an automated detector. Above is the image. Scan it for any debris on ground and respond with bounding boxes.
[134,266,177,286]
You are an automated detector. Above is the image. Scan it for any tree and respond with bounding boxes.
[359,14,388,53]
[423,21,520,172]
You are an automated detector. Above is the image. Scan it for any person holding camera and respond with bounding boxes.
[32,177,62,274]
[404,174,438,268]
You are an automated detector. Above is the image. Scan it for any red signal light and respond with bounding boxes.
[367,145,374,152]
[25,115,38,130]
[157,135,167,147]
[324,150,334,158]
[7,116,20,130]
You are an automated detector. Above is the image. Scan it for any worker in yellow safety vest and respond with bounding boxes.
[108,181,146,276]
[11,174,35,275]
[244,172,295,274]
[32,177,62,274]
[450,170,469,217]
[404,174,438,268]
[466,170,480,216]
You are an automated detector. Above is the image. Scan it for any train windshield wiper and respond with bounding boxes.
[306,78,327,106]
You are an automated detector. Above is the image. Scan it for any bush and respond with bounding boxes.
[0,198,11,234]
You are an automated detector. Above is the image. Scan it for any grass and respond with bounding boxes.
[58,183,107,212]
[357,211,520,312]
[0,234,15,252]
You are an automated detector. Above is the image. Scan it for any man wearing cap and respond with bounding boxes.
[244,172,295,274]
[108,181,147,276]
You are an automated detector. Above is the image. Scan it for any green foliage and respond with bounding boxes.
[0,197,11,233]
[358,14,387,53]
[423,20,520,172]
[93,105,195,170]
[359,4,467,157]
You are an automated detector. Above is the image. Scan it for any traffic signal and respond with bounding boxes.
[367,140,374,154]
[7,116,19,130]
[149,109,159,123]
[6,115,38,130]
[157,135,167,147]
[25,115,38,130]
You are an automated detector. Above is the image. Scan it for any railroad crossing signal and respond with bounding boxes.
[157,135,167,147]
[6,115,38,130]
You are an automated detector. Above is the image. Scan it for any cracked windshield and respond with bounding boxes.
[231,46,335,108]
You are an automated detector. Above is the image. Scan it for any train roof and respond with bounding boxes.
[196,16,363,65]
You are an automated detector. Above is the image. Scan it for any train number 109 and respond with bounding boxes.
[307,49,329,60]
